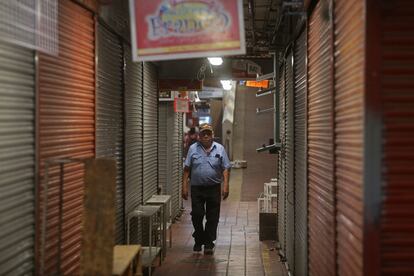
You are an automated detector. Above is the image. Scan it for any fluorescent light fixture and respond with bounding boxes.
[208,57,223,66]
[220,80,232,91]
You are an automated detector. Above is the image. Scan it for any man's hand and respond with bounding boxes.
[222,186,229,200]
[182,188,188,200]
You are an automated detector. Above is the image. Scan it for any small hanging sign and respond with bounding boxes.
[174,98,190,113]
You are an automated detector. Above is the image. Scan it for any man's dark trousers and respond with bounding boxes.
[190,184,221,246]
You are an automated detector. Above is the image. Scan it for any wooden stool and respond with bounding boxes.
[113,245,142,276]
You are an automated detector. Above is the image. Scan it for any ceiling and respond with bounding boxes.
[242,0,281,58]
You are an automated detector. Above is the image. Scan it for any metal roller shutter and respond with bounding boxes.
[308,1,335,275]
[143,63,158,202]
[285,52,295,273]
[0,42,35,275]
[96,24,124,244]
[171,108,181,219]
[278,64,287,257]
[158,102,182,219]
[124,45,143,244]
[38,1,95,274]
[177,113,184,212]
[158,103,169,196]
[293,29,308,276]
[379,1,414,274]
[334,0,364,275]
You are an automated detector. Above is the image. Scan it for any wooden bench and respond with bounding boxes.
[113,245,142,276]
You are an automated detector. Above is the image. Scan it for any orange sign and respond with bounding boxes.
[246,80,269,88]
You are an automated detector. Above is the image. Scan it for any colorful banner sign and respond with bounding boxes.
[129,0,245,61]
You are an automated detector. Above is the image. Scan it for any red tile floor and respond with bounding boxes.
[152,171,287,276]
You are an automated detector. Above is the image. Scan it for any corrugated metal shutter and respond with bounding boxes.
[38,1,95,274]
[285,52,295,273]
[143,62,158,202]
[158,103,182,218]
[278,64,287,257]
[96,24,124,244]
[158,103,169,196]
[0,42,35,275]
[171,108,181,219]
[334,0,364,275]
[379,1,414,274]
[293,29,308,276]
[308,1,335,275]
[177,113,184,213]
[124,45,143,244]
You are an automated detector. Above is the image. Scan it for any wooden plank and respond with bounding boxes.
[80,158,117,276]
[113,245,142,276]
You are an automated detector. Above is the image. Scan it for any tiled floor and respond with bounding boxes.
[152,171,287,276]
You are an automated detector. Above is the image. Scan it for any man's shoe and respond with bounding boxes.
[193,243,202,252]
[204,243,215,255]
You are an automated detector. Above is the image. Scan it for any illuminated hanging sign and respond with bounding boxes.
[129,0,245,61]
[246,80,269,88]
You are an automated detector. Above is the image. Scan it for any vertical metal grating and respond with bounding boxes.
[158,103,169,195]
[278,64,287,256]
[334,0,364,275]
[96,24,124,244]
[308,0,335,275]
[38,1,95,274]
[0,41,35,275]
[143,62,158,202]
[379,1,414,274]
[124,45,143,244]
[293,29,308,276]
[177,112,184,212]
[158,102,182,219]
[285,52,295,273]
[172,107,182,219]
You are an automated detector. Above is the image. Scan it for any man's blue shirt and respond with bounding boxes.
[184,141,231,186]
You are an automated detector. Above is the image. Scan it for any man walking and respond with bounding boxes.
[182,123,231,254]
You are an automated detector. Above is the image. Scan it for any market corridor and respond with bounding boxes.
[153,170,287,276]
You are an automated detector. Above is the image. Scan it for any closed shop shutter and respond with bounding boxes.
[177,113,184,213]
[38,1,95,274]
[278,64,287,257]
[379,1,414,274]
[158,103,182,218]
[172,109,182,218]
[285,52,295,273]
[334,0,364,275]
[308,1,335,275]
[0,42,35,275]
[96,24,124,244]
[158,103,169,196]
[143,62,158,202]
[124,45,143,244]
[293,28,308,276]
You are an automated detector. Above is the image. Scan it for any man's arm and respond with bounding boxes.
[222,169,229,200]
[182,166,190,200]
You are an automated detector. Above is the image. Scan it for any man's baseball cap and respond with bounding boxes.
[199,123,213,133]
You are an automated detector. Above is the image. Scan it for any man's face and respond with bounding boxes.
[199,130,213,148]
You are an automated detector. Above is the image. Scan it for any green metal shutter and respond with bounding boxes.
[143,63,158,202]
[96,24,125,244]
[0,42,35,275]
[124,45,143,244]
[294,28,308,276]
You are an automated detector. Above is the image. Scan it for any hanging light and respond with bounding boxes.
[220,80,232,91]
[207,57,223,66]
